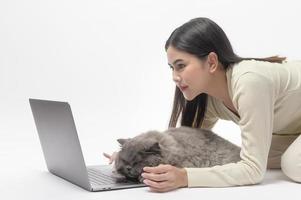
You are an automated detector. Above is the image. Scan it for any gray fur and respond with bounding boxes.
[114,126,241,182]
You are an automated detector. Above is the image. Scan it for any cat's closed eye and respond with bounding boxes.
[120,158,130,165]
[141,149,157,154]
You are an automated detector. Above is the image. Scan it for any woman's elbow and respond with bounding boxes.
[242,164,266,185]
[252,173,265,184]
[247,169,266,185]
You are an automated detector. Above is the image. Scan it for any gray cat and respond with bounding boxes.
[114,126,241,182]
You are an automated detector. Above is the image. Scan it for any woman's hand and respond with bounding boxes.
[103,152,118,164]
[141,164,188,192]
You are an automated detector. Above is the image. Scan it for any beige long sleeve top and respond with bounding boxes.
[185,59,301,187]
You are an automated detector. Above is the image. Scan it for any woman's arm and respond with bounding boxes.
[143,72,275,191]
[185,72,275,187]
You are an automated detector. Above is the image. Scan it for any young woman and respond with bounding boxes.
[104,17,301,192]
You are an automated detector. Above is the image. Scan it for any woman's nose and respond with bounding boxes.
[172,72,181,83]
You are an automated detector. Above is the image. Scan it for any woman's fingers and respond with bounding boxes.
[142,172,168,182]
[103,152,118,164]
[143,178,169,189]
[111,152,118,159]
[143,164,172,174]
[142,165,188,192]
[103,152,110,158]
[103,152,113,164]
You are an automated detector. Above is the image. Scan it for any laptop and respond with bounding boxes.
[29,98,146,191]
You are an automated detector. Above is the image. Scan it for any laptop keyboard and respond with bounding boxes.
[87,168,118,185]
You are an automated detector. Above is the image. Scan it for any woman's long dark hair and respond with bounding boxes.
[166,17,286,128]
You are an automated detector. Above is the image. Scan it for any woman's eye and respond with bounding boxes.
[177,64,185,68]
[169,64,185,71]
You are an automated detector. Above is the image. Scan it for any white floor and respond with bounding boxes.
[1,131,301,200]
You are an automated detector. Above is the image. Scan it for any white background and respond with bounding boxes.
[1,0,301,199]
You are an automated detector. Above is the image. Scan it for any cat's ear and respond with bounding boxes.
[147,142,161,153]
[117,138,130,146]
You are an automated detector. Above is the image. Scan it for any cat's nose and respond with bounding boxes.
[123,166,132,174]
[125,166,131,171]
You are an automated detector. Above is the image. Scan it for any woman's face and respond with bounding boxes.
[166,46,212,101]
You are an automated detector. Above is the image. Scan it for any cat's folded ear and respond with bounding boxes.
[145,142,161,154]
[117,138,130,146]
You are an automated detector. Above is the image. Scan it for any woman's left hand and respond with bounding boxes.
[141,164,188,192]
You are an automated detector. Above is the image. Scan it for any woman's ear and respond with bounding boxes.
[207,52,219,74]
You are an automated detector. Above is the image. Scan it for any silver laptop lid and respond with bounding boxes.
[29,98,91,191]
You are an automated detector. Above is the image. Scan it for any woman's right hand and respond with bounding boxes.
[103,152,118,164]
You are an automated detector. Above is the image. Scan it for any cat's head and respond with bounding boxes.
[114,131,164,182]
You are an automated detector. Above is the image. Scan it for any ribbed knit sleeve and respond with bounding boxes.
[185,72,275,187]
